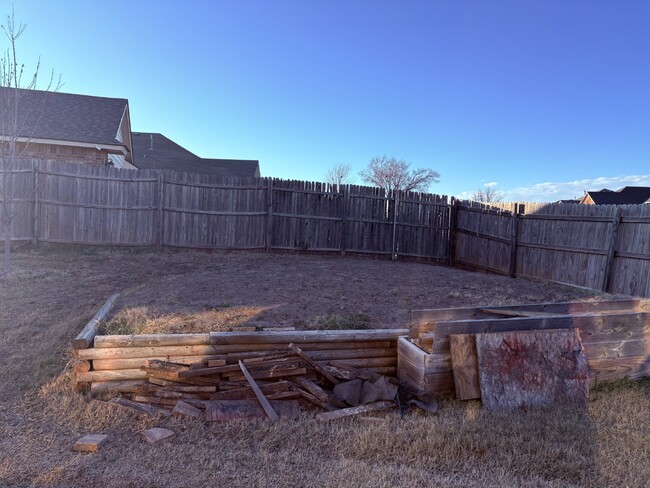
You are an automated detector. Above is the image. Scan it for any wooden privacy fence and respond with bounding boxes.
[1,158,452,260]
[5,158,650,297]
[454,201,650,297]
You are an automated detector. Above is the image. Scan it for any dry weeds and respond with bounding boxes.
[0,246,647,487]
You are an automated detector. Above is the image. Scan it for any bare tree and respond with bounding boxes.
[0,10,60,274]
[325,163,353,187]
[471,185,505,203]
[359,156,440,193]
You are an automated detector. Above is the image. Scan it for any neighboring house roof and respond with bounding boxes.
[581,186,650,205]
[0,87,128,147]
[557,199,581,204]
[132,132,260,177]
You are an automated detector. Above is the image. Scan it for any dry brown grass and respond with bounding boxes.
[0,246,647,487]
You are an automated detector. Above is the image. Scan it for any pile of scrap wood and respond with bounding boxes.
[98,343,400,421]
[399,298,650,408]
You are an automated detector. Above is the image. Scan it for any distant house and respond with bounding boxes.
[0,87,135,168]
[580,187,650,205]
[132,132,260,177]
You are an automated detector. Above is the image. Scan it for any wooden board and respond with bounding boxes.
[476,328,589,410]
[73,434,109,452]
[205,400,301,421]
[449,334,480,400]
[409,299,642,338]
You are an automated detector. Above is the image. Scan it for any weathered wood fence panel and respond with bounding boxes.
[455,201,650,297]
[2,158,451,261]
[0,166,34,241]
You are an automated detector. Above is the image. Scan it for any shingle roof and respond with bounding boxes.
[132,132,260,177]
[584,186,650,205]
[0,87,128,146]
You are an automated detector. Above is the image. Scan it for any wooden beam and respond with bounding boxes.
[238,361,279,421]
[289,343,340,385]
[315,401,396,421]
[449,334,480,400]
[72,294,119,349]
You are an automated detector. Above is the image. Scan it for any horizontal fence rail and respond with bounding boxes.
[1,158,451,261]
[454,201,650,297]
[4,159,650,297]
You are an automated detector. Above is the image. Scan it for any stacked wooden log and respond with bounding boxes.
[74,328,406,396]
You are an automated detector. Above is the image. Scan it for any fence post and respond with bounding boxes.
[266,178,273,251]
[157,174,164,247]
[448,197,457,266]
[391,192,399,260]
[508,204,521,278]
[340,185,348,255]
[602,207,622,292]
[31,162,39,245]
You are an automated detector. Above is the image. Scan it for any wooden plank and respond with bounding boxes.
[209,329,408,345]
[292,376,329,404]
[602,207,622,292]
[238,360,279,420]
[73,434,109,452]
[289,343,340,385]
[143,428,175,445]
[94,333,211,348]
[397,337,427,392]
[107,397,171,416]
[205,400,299,421]
[476,329,589,410]
[226,367,307,382]
[90,380,148,396]
[409,299,642,338]
[72,294,119,349]
[449,334,480,400]
[210,381,290,401]
[315,400,396,421]
[172,400,203,418]
[432,312,650,347]
[76,369,148,383]
[81,339,401,361]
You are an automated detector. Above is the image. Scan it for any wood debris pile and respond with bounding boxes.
[102,343,400,421]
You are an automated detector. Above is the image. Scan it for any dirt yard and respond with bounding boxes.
[0,246,648,487]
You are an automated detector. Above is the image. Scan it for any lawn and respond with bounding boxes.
[0,246,648,487]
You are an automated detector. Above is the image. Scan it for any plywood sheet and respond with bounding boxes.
[476,328,589,410]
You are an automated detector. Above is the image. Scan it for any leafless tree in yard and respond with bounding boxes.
[0,9,61,274]
[359,155,440,193]
[471,185,505,203]
[325,163,353,187]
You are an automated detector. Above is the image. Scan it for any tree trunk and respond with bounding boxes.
[3,217,11,274]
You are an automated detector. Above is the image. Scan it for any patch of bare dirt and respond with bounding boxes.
[1,246,646,488]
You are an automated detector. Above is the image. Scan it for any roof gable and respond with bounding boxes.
[0,87,128,146]
[585,186,650,205]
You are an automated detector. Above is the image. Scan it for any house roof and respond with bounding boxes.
[583,186,650,205]
[0,87,128,146]
[132,132,260,177]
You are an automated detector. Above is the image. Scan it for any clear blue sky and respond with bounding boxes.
[13,0,650,200]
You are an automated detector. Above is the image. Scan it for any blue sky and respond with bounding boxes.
[13,0,650,201]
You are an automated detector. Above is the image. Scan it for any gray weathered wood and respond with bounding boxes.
[476,328,589,410]
[72,294,120,349]
[238,360,279,420]
[602,207,622,292]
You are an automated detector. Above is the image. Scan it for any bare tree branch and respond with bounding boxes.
[359,156,440,193]
[0,9,61,274]
[471,185,505,203]
[325,163,353,188]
